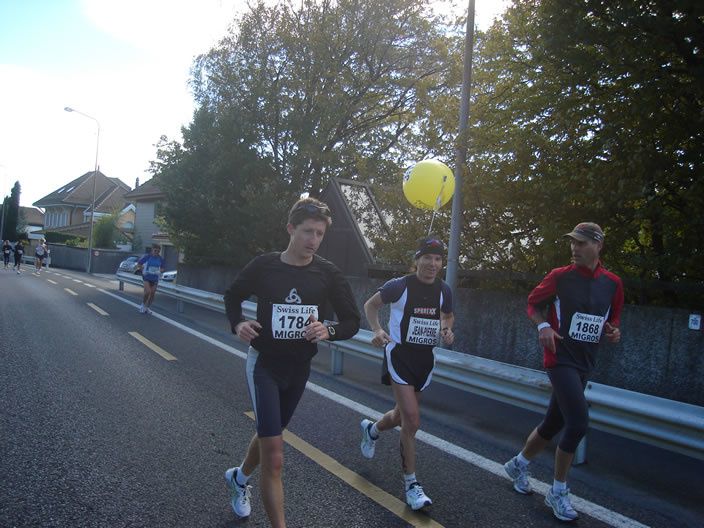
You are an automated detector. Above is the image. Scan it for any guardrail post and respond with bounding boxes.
[118,279,124,291]
[330,344,344,375]
[177,299,184,313]
[573,436,587,465]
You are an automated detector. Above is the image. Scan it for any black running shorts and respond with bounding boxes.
[381,343,435,392]
[246,347,311,437]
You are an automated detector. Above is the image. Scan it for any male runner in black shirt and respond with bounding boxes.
[223,197,360,528]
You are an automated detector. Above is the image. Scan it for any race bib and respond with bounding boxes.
[568,312,605,343]
[146,265,161,275]
[17,250,23,255]
[271,304,318,339]
[406,316,440,345]
[36,247,45,256]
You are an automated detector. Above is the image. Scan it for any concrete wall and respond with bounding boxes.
[47,244,134,274]
[178,263,704,406]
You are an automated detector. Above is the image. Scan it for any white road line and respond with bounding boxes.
[64,288,78,296]
[99,289,247,359]
[47,279,58,285]
[98,288,648,528]
[73,279,82,283]
[87,303,109,316]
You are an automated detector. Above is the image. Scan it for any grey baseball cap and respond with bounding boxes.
[564,222,604,243]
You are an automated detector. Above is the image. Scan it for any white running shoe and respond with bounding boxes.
[405,482,432,510]
[503,456,532,494]
[360,419,377,459]
[145,307,152,315]
[138,304,146,313]
[545,487,579,521]
[225,467,252,518]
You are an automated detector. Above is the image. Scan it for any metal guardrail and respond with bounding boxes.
[116,272,704,461]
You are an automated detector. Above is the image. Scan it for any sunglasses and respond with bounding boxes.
[293,203,331,217]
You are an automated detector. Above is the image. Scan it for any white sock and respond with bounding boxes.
[516,452,531,468]
[403,473,417,490]
[369,422,379,439]
[235,467,250,486]
[552,479,567,494]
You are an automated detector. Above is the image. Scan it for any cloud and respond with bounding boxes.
[81,0,247,61]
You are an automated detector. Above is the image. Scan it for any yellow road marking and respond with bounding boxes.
[64,288,78,296]
[244,412,443,527]
[47,279,57,285]
[87,303,109,316]
[128,331,177,361]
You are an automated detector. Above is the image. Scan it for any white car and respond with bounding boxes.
[117,256,142,274]
[161,270,177,282]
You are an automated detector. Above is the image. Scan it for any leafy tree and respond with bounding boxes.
[191,0,455,193]
[444,0,704,295]
[45,232,80,244]
[1,181,21,241]
[154,0,459,265]
[151,109,288,266]
[65,237,87,248]
[93,213,118,249]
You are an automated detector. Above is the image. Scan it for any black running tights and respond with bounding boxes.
[536,366,589,454]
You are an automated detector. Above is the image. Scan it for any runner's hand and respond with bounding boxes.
[235,320,262,343]
[539,326,563,353]
[371,328,391,348]
[440,327,454,346]
[304,315,328,343]
[604,322,621,343]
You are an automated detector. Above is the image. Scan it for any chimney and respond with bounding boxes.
[135,177,140,189]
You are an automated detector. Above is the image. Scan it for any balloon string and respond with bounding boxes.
[428,187,444,236]
[428,210,437,236]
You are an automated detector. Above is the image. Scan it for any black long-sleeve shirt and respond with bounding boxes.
[224,252,360,374]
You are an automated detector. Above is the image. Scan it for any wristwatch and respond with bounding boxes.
[325,324,336,339]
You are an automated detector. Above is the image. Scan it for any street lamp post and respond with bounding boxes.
[446,0,476,293]
[64,106,100,274]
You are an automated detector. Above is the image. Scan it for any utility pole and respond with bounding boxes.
[446,0,476,292]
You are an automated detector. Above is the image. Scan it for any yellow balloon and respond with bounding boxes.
[402,159,455,210]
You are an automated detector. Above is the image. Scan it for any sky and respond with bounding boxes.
[0,0,510,208]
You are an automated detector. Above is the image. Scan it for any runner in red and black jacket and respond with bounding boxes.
[503,222,624,522]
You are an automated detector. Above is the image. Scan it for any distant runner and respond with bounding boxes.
[2,240,11,269]
[14,240,24,274]
[136,244,165,314]
[34,238,48,273]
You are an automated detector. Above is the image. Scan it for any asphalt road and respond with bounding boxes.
[1,266,702,528]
